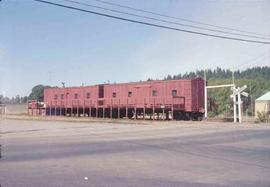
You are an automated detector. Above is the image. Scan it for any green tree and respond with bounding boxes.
[28,85,50,101]
[149,66,270,116]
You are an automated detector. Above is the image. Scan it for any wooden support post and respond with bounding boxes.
[103,107,105,119]
[110,99,113,119]
[134,107,137,120]
[118,99,120,119]
[71,106,73,117]
[83,100,85,117]
[162,109,165,120]
[71,107,73,117]
[27,101,29,115]
[89,100,92,117]
[77,105,79,117]
[49,106,51,116]
[134,99,137,120]
[126,99,128,120]
[96,107,98,118]
[152,99,155,121]
[54,106,56,116]
[143,98,146,120]
[162,98,165,120]
[171,99,174,120]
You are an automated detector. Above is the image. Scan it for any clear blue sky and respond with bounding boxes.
[0,0,269,97]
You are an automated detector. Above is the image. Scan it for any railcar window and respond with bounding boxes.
[113,92,116,98]
[74,93,78,99]
[61,94,64,99]
[54,94,58,100]
[128,91,132,97]
[86,92,91,99]
[152,90,157,96]
[172,90,177,97]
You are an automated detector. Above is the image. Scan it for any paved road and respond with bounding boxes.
[1,119,270,187]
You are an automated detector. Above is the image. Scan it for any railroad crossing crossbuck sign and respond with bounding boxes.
[230,85,248,123]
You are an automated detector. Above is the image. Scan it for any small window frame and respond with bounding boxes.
[74,93,78,99]
[172,90,177,97]
[128,91,132,97]
[112,92,117,98]
[86,92,91,99]
[152,90,157,97]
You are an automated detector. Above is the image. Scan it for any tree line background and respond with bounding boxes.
[1,66,269,117]
[161,66,270,117]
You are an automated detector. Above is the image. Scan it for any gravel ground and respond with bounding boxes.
[0,119,270,187]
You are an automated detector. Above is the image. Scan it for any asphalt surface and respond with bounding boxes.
[0,119,270,187]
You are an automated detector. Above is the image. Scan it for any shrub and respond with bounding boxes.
[257,111,269,123]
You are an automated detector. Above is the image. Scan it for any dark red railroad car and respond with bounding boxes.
[103,78,204,120]
[40,78,205,120]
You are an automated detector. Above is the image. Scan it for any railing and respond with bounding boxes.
[46,96,185,110]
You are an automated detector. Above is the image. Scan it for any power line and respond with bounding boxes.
[91,0,270,38]
[62,0,270,41]
[232,51,270,70]
[33,0,270,44]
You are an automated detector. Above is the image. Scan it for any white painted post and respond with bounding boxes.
[233,87,237,123]
[204,70,207,119]
[238,92,242,123]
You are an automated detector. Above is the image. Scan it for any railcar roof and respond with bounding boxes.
[44,77,203,90]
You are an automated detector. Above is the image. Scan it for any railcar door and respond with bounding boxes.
[98,85,104,98]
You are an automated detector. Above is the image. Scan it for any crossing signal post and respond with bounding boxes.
[231,85,248,123]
